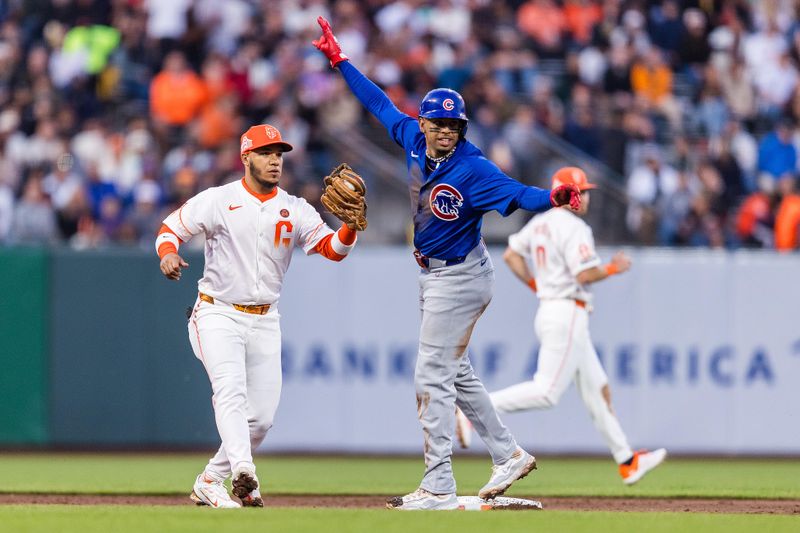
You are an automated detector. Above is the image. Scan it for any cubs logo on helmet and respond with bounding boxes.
[419,89,468,121]
[430,184,464,221]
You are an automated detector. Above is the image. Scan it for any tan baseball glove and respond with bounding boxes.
[321,163,368,231]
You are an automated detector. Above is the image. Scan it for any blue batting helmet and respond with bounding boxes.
[419,88,468,135]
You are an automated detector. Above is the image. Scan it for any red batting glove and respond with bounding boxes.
[550,183,581,210]
[312,16,348,68]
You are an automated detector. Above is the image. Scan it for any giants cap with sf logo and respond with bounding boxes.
[240,124,294,155]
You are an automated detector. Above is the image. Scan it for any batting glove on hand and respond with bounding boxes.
[550,183,581,210]
[313,16,348,68]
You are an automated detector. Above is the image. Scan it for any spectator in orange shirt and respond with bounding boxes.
[775,176,800,251]
[736,190,774,248]
[631,47,673,104]
[197,93,241,150]
[150,51,208,128]
[563,0,602,46]
[630,47,682,132]
[517,0,566,58]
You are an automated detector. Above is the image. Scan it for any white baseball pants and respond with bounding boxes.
[188,296,282,479]
[491,299,633,464]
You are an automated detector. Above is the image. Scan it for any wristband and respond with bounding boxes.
[527,278,538,292]
[604,263,619,276]
[337,224,357,245]
[158,242,178,260]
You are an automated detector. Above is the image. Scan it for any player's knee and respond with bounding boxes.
[510,381,561,410]
[249,415,274,442]
[540,393,559,408]
[601,384,613,411]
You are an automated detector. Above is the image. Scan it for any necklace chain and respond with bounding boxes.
[426,147,456,170]
[427,147,456,163]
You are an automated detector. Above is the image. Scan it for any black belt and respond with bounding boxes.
[413,250,467,269]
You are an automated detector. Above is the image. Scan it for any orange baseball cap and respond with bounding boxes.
[240,124,293,154]
[551,166,596,191]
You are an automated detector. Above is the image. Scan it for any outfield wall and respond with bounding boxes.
[270,248,800,455]
[0,247,797,455]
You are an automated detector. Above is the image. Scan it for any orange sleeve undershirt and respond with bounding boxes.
[315,225,357,262]
[527,278,537,292]
[157,224,182,259]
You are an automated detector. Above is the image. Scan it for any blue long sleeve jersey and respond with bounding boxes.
[338,61,553,260]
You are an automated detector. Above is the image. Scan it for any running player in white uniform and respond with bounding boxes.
[456,167,666,485]
[156,124,361,508]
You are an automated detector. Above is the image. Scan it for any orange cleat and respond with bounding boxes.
[620,449,667,485]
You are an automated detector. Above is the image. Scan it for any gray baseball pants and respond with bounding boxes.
[415,243,518,495]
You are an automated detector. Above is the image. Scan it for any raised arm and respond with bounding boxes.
[313,16,414,143]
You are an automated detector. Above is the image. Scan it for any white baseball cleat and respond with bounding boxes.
[455,407,473,449]
[231,466,260,502]
[478,447,537,500]
[386,488,459,510]
[619,448,667,485]
[190,473,241,509]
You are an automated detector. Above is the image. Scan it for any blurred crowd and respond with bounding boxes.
[1,0,800,251]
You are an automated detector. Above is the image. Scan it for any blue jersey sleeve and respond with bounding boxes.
[469,157,552,216]
[338,61,419,151]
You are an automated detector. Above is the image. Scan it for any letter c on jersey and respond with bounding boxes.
[274,221,293,247]
[430,184,464,221]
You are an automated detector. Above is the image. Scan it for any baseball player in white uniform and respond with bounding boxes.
[156,124,361,508]
[456,167,667,485]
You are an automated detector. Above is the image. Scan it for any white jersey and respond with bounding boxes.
[508,208,601,304]
[161,179,336,305]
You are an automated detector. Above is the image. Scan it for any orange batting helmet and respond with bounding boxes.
[551,167,596,191]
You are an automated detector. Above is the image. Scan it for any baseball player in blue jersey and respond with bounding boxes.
[314,17,580,510]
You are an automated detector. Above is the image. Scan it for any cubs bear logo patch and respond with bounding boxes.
[430,184,464,221]
[280,209,289,217]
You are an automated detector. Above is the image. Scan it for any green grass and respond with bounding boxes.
[0,454,798,499]
[1,454,798,532]
[0,507,797,533]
